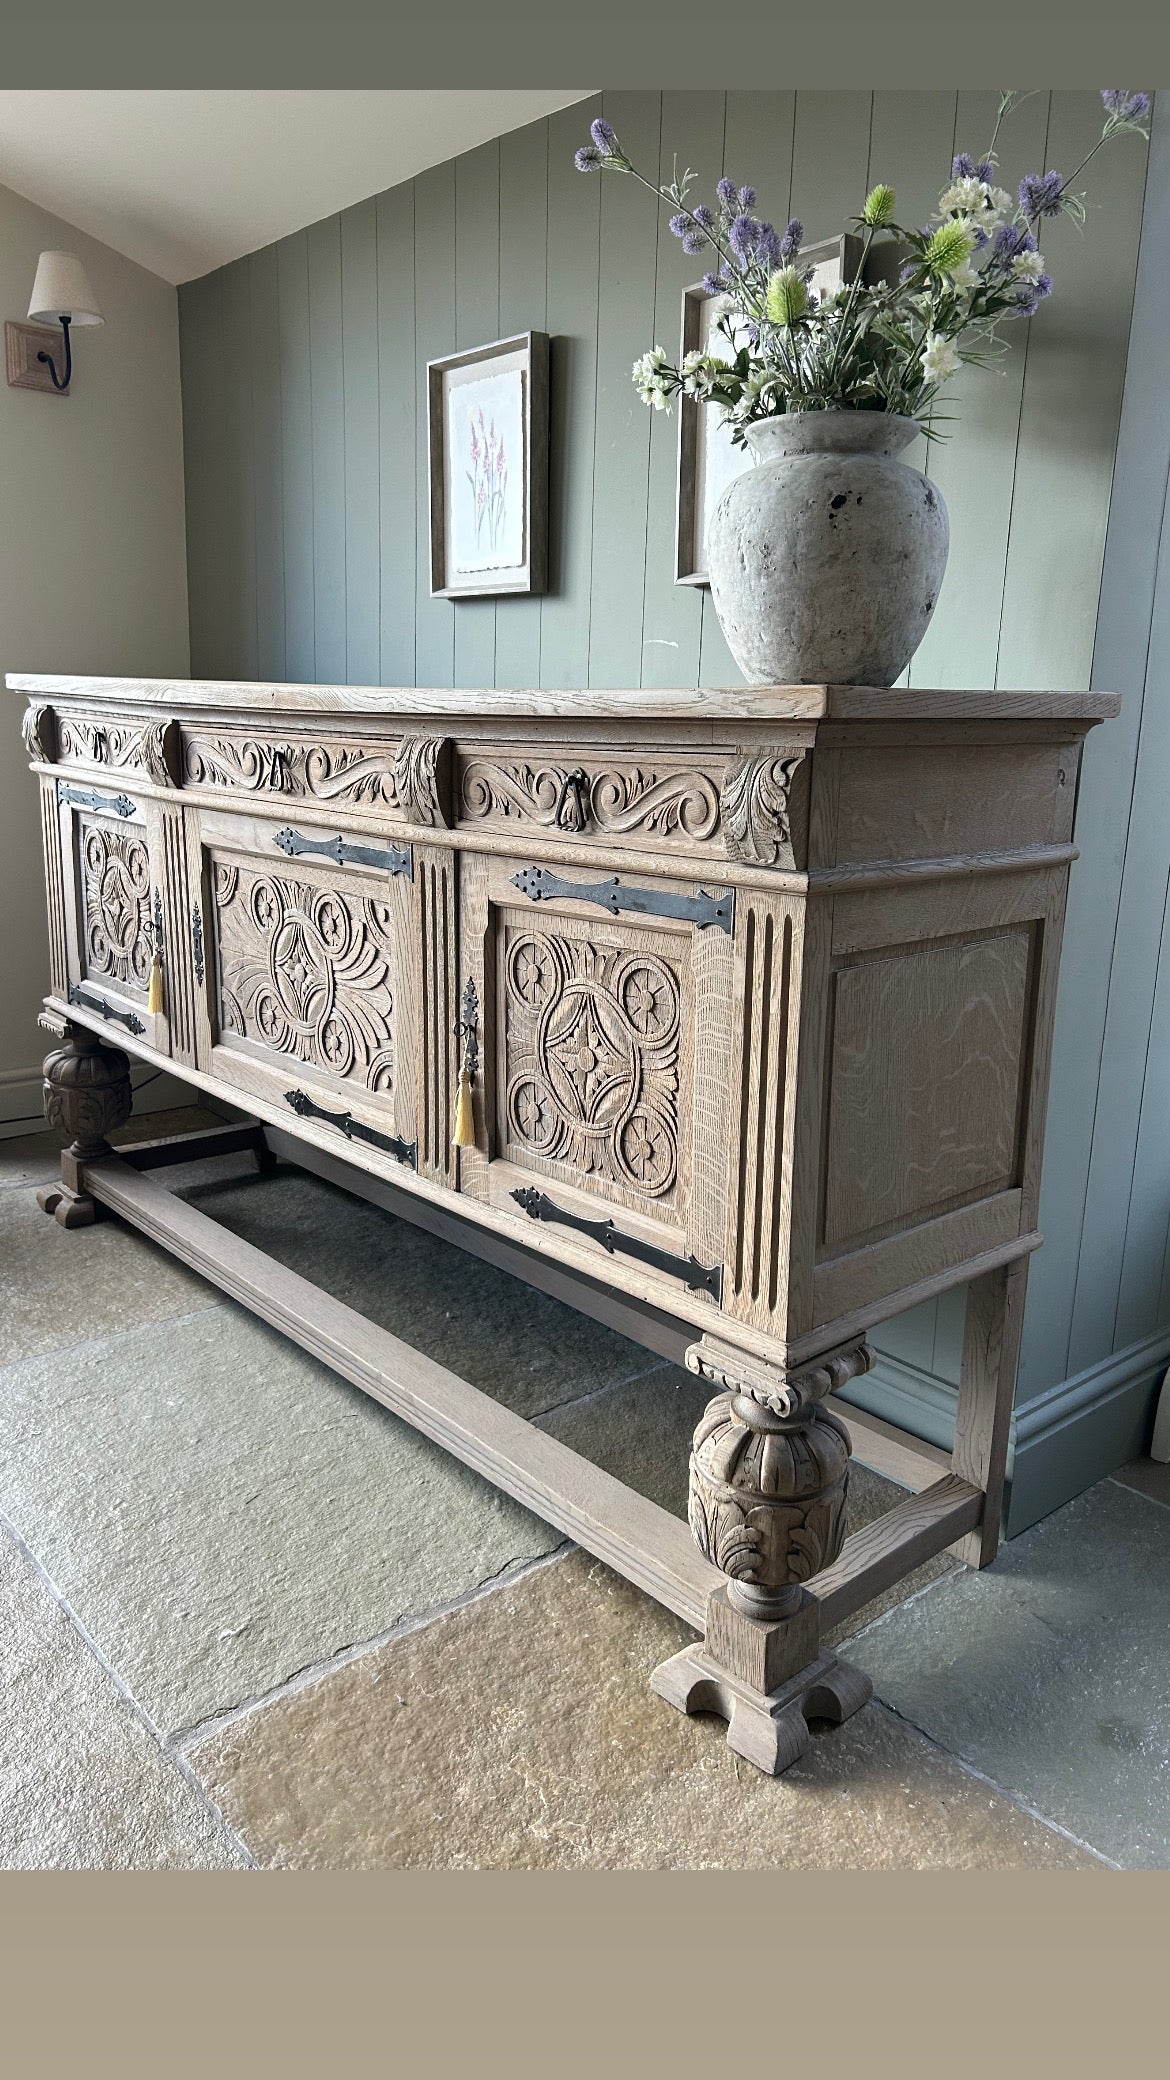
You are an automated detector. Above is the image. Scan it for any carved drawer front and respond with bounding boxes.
[180,725,453,828]
[55,780,173,1055]
[459,851,735,1305]
[191,808,419,1168]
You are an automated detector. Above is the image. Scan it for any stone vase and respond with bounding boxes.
[705,410,950,687]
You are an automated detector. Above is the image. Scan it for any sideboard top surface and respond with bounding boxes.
[7,674,1121,726]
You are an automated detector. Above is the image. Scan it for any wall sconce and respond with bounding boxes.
[5,251,104,397]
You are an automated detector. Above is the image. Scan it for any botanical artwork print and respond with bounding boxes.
[447,368,526,576]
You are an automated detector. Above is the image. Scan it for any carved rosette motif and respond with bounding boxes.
[215,862,396,1092]
[461,760,721,843]
[184,733,400,806]
[82,825,153,994]
[688,1393,854,1618]
[504,926,682,1202]
[720,750,804,867]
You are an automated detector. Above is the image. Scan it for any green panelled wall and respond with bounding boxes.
[178,90,1160,1528]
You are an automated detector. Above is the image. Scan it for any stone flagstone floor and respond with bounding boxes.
[2,1106,1168,1869]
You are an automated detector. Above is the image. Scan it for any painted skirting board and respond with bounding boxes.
[842,1332,1170,1535]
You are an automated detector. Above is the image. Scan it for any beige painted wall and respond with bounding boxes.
[0,178,189,1126]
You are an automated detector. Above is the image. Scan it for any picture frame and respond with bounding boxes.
[676,231,900,586]
[427,330,549,598]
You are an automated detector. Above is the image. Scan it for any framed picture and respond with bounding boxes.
[428,331,549,598]
[676,232,896,586]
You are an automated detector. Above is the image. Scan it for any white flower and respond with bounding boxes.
[921,331,961,383]
[950,257,981,293]
[939,176,988,216]
[987,186,1014,220]
[1012,248,1045,281]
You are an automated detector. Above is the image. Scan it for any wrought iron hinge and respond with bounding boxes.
[511,864,734,935]
[283,1088,417,1168]
[510,1186,723,1302]
[454,976,479,1078]
[58,781,136,819]
[68,984,146,1036]
[273,827,412,877]
[191,901,205,985]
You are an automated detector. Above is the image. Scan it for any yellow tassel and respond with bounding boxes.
[147,953,165,1017]
[452,1065,475,1148]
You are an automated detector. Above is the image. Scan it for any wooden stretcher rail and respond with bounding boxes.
[82,1153,724,1633]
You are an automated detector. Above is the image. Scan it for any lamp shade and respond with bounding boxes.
[27,251,104,328]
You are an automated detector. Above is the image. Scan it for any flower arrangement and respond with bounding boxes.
[575,91,1151,441]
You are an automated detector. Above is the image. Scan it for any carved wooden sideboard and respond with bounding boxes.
[12,672,1117,1774]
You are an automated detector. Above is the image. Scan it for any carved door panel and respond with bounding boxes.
[55,779,174,1055]
[459,850,735,1307]
[189,806,419,1171]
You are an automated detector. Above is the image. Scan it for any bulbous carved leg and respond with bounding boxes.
[36,1022,132,1228]
[650,1335,875,1775]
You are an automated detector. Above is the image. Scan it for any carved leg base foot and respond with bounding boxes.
[650,1644,873,1777]
[36,1180,99,1228]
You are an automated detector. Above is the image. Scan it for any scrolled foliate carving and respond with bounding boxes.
[461,759,721,843]
[393,734,450,827]
[55,713,179,785]
[215,861,396,1093]
[721,750,805,868]
[22,702,56,764]
[183,732,400,806]
[503,924,682,1203]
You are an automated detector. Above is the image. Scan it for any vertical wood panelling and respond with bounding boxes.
[307,217,346,681]
[640,90,726,691]
[413,163,456,687]
[249,245,285,681]
[912,92,1050,692]
[453,139,501,691]
[179,272,229,678]
[341,199,381,685]
[1017,95,1165,1401]
[276,231,314,679]
[789,92,874,246]
[588,92,661,688]
[220,258,258,682]
[539,95,602,688]
[495,117,549,690]
[376,182,416,685]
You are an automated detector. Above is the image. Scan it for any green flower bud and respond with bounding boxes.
[862,183,897,227]
[765,265,808,327]
[924,221,976,276]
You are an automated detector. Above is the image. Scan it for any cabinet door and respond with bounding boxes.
[189,806,419,1170]
[55,779,172,1054]
[459,851,735,1307]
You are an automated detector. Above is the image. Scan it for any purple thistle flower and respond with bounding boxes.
[575,145,602,172]
[758,224,782,271]
[1015,272,1054,317]
[738,185,757,209]
[691,203,715,230]
[682,230,706,255]
[701,269,728,295]
[971,224,989,251]
[729,213,759,260]
[1019,170,1065,217]
[1102,89,1151,121]
[669,212,690,240]
[953,152,995,181]
[779,217,803,261]
[716,176,737,209]
[590,117,619,155]
[993,223,1036,259]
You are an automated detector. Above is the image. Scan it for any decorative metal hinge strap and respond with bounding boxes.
[192,901,205,985]
[58,781,136,819]
[273,827,412,877]
[510,864,733,935]
[510,1186,723,1301]
[283,1089,417,1168]
[68,984,146,1035]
